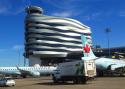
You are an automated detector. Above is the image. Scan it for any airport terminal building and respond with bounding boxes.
[24,6,92,66]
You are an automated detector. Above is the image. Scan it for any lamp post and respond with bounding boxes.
[23,53,26,66]
[17,50,21,66]
[105,28,111,57]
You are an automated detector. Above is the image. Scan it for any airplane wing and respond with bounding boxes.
[16,66,40,77]
[92,57,103,60]
[82,56,105,61]
[106,64,125,76]
[115,66,125,73]
[16,66,30,75]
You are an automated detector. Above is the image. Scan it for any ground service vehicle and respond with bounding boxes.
[0,77,15,87]
[52,60,96,84]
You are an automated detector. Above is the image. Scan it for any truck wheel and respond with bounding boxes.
[73,80,78,84]
[81,77,87,84]
[73,78,78,84]
[97,71,104,76]
[52,76,58,83]
[73,78,79,84]
[77,77,81,84]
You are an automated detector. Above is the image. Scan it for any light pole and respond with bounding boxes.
[105,28,111,57]
[17,50,21,66]
[23,53,26,66]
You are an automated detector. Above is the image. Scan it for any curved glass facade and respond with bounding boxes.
[25,6,92,58]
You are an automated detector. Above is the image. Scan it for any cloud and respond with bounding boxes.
[120,11,125,17]
[44,0,82,10]
[12,45,24,50]
[83,12,101,21]
[0,49,8,52]
[0,0,28,15]
[0,6,9,14]
[0,1,11,14]
[91,12,101,17]
[51,11,73,17]
[44,0,86,17]
[0,45,24,52]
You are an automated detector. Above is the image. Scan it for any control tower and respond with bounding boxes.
[25,6,92,66]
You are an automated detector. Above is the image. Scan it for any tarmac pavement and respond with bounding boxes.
[0,76,125,89]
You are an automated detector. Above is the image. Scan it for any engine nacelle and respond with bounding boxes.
[29,71,40,77]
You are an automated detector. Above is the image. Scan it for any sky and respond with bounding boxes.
[0,0,125,66]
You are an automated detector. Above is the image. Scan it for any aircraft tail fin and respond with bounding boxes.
[81,34,96,60]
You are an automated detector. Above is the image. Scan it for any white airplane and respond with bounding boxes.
[81,34,125,76]
[0,65,57,78]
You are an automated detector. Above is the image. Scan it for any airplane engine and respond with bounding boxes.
[115,66,125,75]
[30,71,40,77]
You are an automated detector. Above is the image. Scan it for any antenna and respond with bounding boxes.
[25,0,32,13]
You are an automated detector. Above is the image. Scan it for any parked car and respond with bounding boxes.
[0,77,15,87]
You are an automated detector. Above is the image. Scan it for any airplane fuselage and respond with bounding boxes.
[95,58,125,70]
[0,66,57,77]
